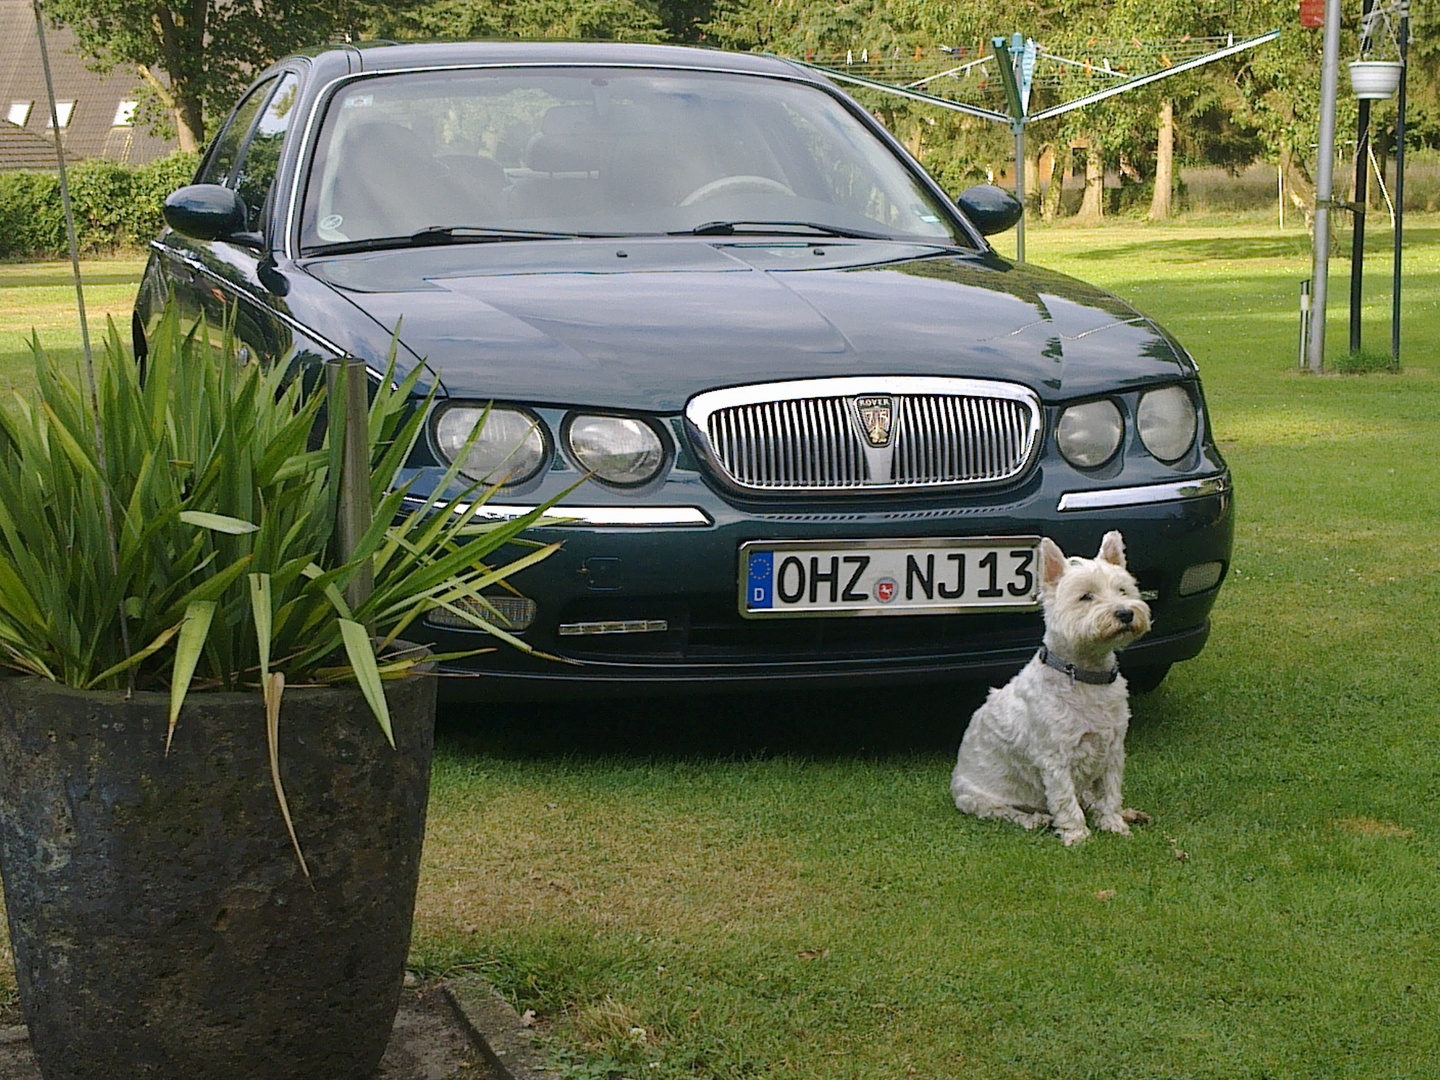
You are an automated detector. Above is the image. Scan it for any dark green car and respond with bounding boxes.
[137,41,1232,699]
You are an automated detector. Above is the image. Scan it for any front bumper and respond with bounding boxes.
[424,472,1233,701]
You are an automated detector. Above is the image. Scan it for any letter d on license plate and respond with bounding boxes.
[740,537,1041,617]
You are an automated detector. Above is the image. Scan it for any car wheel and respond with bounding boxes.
[1123,663,1171,694]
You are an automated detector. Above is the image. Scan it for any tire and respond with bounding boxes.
[1123,663,1171,694]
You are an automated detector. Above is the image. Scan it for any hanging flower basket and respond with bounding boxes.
[1349,60,1403,99]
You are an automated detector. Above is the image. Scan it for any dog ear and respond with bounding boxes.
[1098,531,1126,568]
[1039,537,1067,588]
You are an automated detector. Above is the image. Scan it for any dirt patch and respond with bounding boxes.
[419,794,808,940]
[1334,817,1415,838]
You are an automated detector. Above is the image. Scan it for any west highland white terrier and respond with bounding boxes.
[951,531,1151,845]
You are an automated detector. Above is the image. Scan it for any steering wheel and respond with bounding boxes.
[679,174,796,207]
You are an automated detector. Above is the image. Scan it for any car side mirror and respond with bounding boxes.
[162,184,262,246]
[955,184,1024,236]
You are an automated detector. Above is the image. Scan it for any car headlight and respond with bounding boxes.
[1056,399,1123,468]
[434,405,548,486]
[1136,385,1198,462]
[567,414,666,485]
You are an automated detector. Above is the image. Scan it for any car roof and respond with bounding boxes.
[291,40,816,82]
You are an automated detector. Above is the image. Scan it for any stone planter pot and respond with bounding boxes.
[1349,59,1404,99]
[0,661,436,1080]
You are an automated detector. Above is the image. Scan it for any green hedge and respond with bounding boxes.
[0,151,199,259]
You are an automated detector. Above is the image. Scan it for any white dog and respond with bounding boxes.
[951,531,1151,845]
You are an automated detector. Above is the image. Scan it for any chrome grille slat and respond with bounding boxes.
[691,377,1040,493]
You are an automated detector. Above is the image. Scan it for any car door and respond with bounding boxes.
[136,75,281,354]
[194,71,303,366]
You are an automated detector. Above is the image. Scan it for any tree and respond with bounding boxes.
[39,1,404,152]
[360,0,665,44]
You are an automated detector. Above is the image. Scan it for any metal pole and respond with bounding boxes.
[1014,124,1026,262]
[1391,9,1408,362]
[1306,0,1344,373]
[1350,0,1376,355]
[991,36,1028,264]
[328,358,375,620]
[1300,279,1312,369]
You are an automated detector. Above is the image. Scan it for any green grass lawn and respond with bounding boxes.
[416,220,1440,1080]
[0,259,148,391]
[3,220,1439,1078]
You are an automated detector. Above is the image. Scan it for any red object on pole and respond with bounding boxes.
[1299,0,1325,27]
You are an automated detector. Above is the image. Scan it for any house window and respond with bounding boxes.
[112,100,138,127]
[46,101,75,129]
[6,101,32,126]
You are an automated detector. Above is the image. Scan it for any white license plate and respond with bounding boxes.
[739,537,1041,617]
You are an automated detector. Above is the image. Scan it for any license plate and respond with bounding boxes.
[739,537,1041,618]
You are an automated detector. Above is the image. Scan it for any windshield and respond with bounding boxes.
[299,66,972,251]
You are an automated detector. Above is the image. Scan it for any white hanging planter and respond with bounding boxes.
[1349,60,1404,99]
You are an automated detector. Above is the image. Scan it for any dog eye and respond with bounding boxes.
[1080,592,1094,602]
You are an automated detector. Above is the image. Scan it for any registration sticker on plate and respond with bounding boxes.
[739,537,1041,617]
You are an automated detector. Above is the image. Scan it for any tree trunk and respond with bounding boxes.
[1149,100,1174,220]
[1045,142,1068,220]
[904,120,924,162]
[1037,143,1057,221]
[1078,143,1105,222]
[136,63,203,152]
[1280,144,1316,231]
[173,92,204,153]
[154,3,206,151]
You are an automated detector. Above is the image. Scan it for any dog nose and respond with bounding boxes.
[1115,608,1134,625]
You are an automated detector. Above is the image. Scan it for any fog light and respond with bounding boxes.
[1178,562,1224,596]
[425,595,537,631]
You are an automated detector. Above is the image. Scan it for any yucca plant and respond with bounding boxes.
[0,308,557,858]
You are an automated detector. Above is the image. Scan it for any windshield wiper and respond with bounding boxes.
[671,221,894,240]
[411,225,589,243]
[306,225,587,256]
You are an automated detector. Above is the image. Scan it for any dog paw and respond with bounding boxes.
[1120,808,1152,825]
[1059,826,1091,846]
[1017,812,1053,830]
[1097,815,1131,836]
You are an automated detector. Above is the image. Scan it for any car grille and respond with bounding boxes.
[685,377,1041,493]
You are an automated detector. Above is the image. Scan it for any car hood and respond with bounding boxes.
[302,239,1193,412]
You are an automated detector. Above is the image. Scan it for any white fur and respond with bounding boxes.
[951,531,1151,845]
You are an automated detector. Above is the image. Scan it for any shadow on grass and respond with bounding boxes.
[1071,235,1314,263]
[1066,227,1440,265]
[436,680,988,761]
[0,267,145,289]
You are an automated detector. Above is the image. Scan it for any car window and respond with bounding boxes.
[234,72,300,231]
[197,76,278,188]
[300,68,969,249]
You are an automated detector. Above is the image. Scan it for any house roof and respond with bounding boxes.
[0,117,70,169]
[0,0,177,169]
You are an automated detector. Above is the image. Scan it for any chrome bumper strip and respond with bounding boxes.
[1057,474,1229,512]
[402,497,712,527]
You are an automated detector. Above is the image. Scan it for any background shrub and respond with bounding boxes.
[0,151,198,259]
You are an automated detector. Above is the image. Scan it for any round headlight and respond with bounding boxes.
[434,405,547,486]
[1056,400,1123,468]
[567,415,665,485]
[1136,385,1198,462]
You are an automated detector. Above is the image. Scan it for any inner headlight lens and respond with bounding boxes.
[1056,400,1123,467]
[1137,385,1198,461]
[434,405,547,486]
[567,415,665,485]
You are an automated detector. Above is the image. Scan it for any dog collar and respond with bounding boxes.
[1037,645,1120,685]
